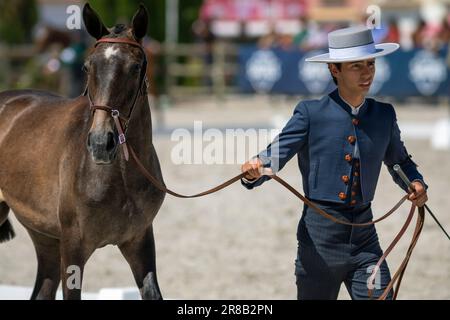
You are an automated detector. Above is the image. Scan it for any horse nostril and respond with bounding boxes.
[106,132,116,152]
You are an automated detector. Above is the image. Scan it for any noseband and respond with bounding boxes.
[84,37,148,161]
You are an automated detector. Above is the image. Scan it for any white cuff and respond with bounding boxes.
[242,177,257,184]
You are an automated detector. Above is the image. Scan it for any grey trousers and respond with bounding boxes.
[295,201,393,300]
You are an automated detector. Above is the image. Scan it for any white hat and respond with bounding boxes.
[305,26,399,63]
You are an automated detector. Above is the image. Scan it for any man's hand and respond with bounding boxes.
[241,158,263,180]
[408,181,428,207]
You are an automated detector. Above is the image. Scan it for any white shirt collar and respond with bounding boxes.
[338,92,365,114]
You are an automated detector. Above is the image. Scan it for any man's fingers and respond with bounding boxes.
[409,192,428,207]
[241,158,265,180]
[409,193,418,201]
[417,194,428,207]
[243,166,260,179]
[245,166,254,177]
[250,164,259,176]
[248,170,258,179]
[241,165,250,178]
[409,188,426,200]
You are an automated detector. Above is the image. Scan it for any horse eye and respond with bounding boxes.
[82,63,89,73]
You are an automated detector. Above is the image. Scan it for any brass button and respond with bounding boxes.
[353,181,358,187]
[352,118,359,126]
[338,192,347,200]
[354,171,360,177]
[355,161,360,168]
[341,175,350,183]
[345,154,353,162]
[351,191,356,196]
[347,135,356,144]
[350,200,357,206]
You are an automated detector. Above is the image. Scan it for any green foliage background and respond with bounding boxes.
[87,0,204,42]
[0,0,38,44]
[0,0,204,44]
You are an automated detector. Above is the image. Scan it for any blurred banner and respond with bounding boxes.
[200,0,307,37]
[200,0,306,21]
[238,45,450,97]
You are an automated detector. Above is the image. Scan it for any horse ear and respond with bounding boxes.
[83,3,108,40]
[131,4,149,40]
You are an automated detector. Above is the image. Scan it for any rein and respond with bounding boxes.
[85,37,426,300]
[129,143,425,300]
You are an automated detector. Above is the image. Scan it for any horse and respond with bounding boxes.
[0,4,166,300]
[34,25,72,54]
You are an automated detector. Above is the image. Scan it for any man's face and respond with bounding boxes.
[330,59,376,94]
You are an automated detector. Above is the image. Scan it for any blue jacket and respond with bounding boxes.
[242,89,426,204]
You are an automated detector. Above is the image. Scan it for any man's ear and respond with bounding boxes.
[83,3,109,40]
[131,4,149,40]
[328,63,340,78]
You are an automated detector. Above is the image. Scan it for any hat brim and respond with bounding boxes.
[305,43,400,63]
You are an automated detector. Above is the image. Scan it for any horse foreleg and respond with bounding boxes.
[119,226,162,300]
[60,230,86,300]
[27,228,61,300]
[0,202,16,243]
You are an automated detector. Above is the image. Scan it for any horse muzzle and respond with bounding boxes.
[87,131,118,164]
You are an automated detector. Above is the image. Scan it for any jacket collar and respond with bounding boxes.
[328,88,368,117]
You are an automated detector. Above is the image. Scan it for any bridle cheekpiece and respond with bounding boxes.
[84,37,148,161]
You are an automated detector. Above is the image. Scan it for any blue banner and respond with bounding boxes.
[238,45,450,97]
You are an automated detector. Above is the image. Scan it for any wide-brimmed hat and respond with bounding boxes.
[305,26,399,63]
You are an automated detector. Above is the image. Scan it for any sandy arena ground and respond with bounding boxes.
[1,95,449,299]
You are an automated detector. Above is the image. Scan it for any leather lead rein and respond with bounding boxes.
[85,37,425,300]
[128,143,424,300]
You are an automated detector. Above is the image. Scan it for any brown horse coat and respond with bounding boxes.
[0,4,165,300]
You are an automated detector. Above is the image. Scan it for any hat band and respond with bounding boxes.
[329,43,376,59]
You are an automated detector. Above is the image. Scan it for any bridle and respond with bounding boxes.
[80,37,445,300]
[83,37,148,161]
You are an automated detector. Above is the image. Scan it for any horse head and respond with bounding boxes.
[83,3,148,164]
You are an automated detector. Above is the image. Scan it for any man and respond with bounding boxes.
[241,26,428,300]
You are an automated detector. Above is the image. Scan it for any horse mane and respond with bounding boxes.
[113,24,127,35]
[102,24,135,40]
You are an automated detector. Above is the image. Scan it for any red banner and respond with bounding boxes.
[200,0,307,21]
